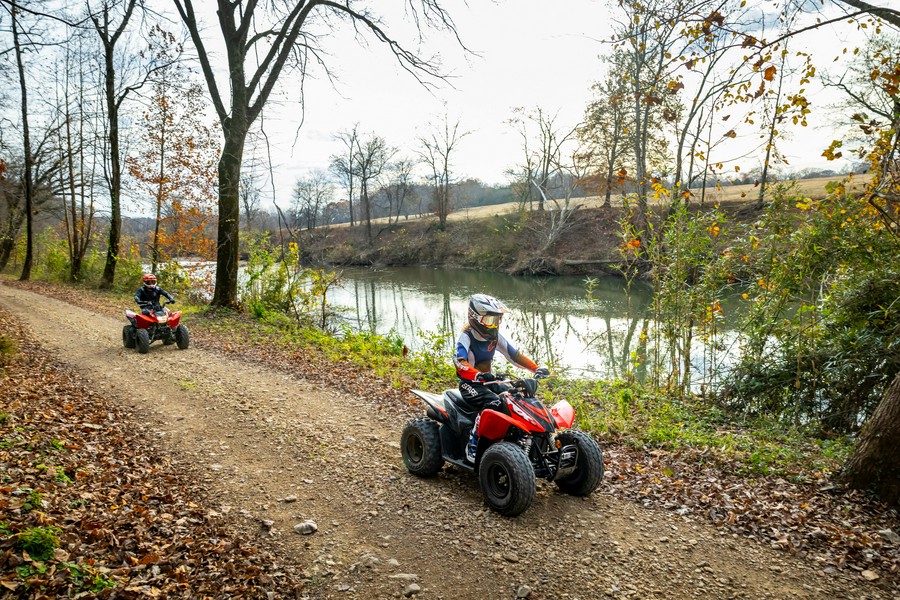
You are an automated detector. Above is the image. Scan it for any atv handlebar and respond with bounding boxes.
[137,300,174,310]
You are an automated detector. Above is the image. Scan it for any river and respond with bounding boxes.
[326,266,739,382]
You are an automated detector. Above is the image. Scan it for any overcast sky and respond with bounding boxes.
[181,0,882,204]
[233,0,615,200]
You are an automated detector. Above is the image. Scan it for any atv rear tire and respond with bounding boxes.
[174,324,190,350]
[554,430,604,496]
[479,442,535,517]
[135,328,151,354]
[401,418,444,477]
[122,325,136,349]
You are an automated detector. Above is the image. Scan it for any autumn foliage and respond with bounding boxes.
[126,77,219,268]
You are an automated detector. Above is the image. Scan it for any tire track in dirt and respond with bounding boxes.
[0,281,883,600]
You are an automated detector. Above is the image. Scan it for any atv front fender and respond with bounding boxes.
[478,409,529,440]
[550,400,575,429]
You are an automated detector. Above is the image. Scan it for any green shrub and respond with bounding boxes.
[0,334,16,366]
[14,526,60,562]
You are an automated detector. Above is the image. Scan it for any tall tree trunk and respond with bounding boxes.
[12,8,34,281]
[100,51,122,287]
[93,1,138,289]
[840,372,900,507]
[362,180,372,245]
[211,124,245,308]
[152,111,167,274]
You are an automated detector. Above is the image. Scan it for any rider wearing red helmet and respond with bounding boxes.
[454,294,549,462]
[134,273,175,315]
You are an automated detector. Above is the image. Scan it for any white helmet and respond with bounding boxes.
[467,294,509,340]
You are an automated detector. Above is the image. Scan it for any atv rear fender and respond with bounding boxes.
[410,389,449,424]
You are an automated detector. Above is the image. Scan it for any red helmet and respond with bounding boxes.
[467,294,509,341]
[142,273,157,289]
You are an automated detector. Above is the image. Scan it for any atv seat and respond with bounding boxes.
[442,389,475,435]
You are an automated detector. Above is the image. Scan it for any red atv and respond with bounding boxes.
[402,376,604,517]
[122,301,189,354]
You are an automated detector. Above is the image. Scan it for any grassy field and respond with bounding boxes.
[356,173,872,227]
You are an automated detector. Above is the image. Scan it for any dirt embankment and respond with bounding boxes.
[0,280,895,599]
[299,175,874,276]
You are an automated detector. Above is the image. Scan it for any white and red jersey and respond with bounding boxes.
[454,327,538,381]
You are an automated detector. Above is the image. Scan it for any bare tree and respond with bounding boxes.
[239,171,262,231]
[353,133,393,244]
[90,0,138,288]
[612,0,682,239]
[291,170,333,230]
[418,114,466,230]
[6,0,37,280]
[582,52,630,208]
[382,157,415,223]
[329,124,359,227]
[509,107,579,212]
[173,1,467,308]
[56,34,96,282]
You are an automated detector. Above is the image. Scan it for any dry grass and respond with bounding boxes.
[355,173,872,227]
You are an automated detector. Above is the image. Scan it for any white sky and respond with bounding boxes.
[240,0,614,200]
[179,0,889,204]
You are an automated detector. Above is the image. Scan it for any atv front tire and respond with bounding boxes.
[174,324,190,350]
[554,430,604,496]
[122,325,136,349]
[479,442,535,517]
[401,418,444,477]
[135,328,151,354]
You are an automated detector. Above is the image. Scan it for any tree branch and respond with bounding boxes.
[836,0,900,29]
[173,0,228,122]
[246,0,318,117]
[0,0,88,27]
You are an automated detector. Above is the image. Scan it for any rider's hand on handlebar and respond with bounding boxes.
[475,371,497,383]
[535,366,550,379]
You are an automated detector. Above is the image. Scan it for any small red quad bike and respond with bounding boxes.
[402,376,604,517]
[123,301,189,354]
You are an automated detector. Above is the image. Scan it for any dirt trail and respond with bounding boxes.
[0,281,884,600]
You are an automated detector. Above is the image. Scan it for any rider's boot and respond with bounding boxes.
[465,414,481,463]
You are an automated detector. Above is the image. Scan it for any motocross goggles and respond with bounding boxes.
[476,313,503,328]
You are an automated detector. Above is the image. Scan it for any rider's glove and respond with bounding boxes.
[169,298,176,304]
[535,366,551,379]
[475,372,497,383]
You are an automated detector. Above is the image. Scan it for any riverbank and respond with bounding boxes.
[300,204,633,276]
[297,175,873,275]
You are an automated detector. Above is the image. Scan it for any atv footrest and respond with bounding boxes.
[443,455,475,473]
[552,444,579,481]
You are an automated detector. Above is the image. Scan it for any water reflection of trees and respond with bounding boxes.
[330,267,657,378]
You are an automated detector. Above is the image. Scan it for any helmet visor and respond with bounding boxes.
[478,314,503,328]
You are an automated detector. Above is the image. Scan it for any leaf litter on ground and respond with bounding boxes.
[0,307,305,598]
